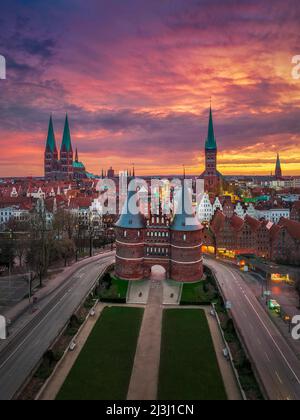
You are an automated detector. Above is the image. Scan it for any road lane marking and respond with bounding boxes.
[243,294,300,386]
[0,262,112,371]
[208,261,300,387]
[0,293,67,371]
[275,371,283,385]
[265,352,271,362]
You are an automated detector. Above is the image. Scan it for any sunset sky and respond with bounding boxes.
[0,0,299,177]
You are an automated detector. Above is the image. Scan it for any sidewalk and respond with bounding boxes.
[205,307,242,400]
[0,251,115,353]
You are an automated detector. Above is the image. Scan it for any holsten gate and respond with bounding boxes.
[115,184,204,282]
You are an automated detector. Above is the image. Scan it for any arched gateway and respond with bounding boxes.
[115,184,204,283]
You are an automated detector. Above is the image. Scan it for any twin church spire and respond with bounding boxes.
[46,114,72,154]
[44,114,81,180]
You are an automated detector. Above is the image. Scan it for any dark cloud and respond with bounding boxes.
[0,0,299,176]
[20,38,56,59]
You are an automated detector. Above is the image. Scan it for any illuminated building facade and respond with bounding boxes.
[115,185,204,282]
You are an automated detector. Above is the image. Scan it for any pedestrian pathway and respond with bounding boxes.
[127,280,151,304]
[162,279,182,305]
[127,272,163,400]
[205,307,242,400]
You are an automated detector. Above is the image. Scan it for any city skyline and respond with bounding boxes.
[0,0,299,177]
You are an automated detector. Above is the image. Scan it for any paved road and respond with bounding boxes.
[205,257,300,400]
[0,252,115,401]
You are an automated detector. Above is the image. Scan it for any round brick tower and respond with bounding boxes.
[115,188,145,280]
[170,186,204,282]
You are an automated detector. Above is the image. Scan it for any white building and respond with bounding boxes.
[197,193,213,223]
[212,196,223,214]
[245,203,256,219]
[27,187,45,199]
[0,207,14,229]
[234,202,245,219]
[280,194,300,203]
[197,194,224,223]
[256,208,290,224]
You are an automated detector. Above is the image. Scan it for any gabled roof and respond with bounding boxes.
[210,209,225,235]
[278,218,300,241]
[69,197,93,209]
[230,214,244,231]
[244,215,261,231]
[292,201,300,211]
[269,223,281,240]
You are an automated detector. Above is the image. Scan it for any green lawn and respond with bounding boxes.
[99,275,129,301]
[56,306,144,400]
[181,280,217,304]
[158,309,227,400]
[110,275,129,298]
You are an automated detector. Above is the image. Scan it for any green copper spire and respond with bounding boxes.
[205,105,217,150]
[276,153,281,170]
[275,152,282,178]
[61,114,73,152]
[46,115,57,152]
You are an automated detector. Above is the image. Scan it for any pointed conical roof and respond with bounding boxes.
[61,114,73,152]
[205,106,217,150]
[75,147,79,162]
[45,116,57,153]
[276,153,281,171]
[116,185,145,229]
[171,185,203,231]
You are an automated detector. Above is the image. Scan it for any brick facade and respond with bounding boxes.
[115,193,204,282]
[204,209,300,264]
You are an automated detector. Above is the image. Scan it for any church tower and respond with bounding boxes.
[44,116,59,179]
[203,105,220,194]
[275,153,282,180]
[60,114,74,179]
